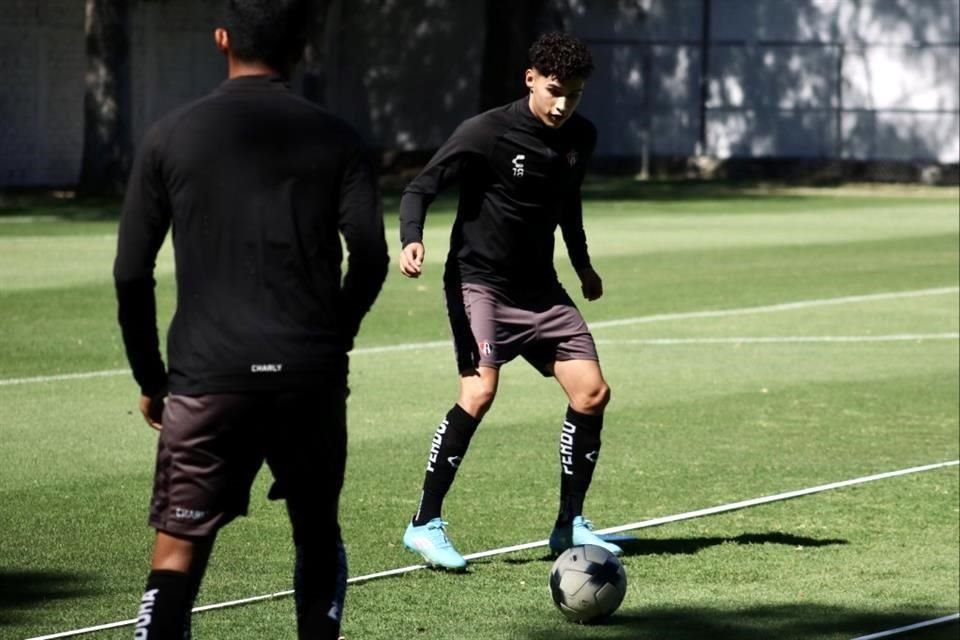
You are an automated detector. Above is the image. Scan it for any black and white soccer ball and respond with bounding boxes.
[549,544,627,623]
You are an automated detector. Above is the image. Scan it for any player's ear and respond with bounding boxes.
[214,28,230,55]
[525,68,536,92]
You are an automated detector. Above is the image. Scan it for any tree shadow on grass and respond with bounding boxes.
[526,604,958,640]
[0,188,122,218]
[0,570,99,627]
[580,178,826,203]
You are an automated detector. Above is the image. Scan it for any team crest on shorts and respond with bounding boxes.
[479,341,493,356]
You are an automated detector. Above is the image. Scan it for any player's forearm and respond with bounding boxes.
[340,230,389,340]
[560,217,592,272]
[399,191,431,245]
[115,277,167,395]
[568,246,592,272]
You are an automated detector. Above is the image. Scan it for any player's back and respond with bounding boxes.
[147,75,373,393]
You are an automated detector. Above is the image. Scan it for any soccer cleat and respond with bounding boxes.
[549,515,623,557]
[403,518,467,570]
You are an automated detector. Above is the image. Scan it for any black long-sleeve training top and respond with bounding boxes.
[399,97,596,294]
[114,75,389,396]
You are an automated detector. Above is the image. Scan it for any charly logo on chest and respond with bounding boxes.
[508,150,570,181]
[512,154,526,177]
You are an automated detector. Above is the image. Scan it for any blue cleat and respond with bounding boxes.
[549,515,623,556]
[403,518,467,570]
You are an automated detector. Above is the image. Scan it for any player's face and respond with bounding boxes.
[525,69,586,128]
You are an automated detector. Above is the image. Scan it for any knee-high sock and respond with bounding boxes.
[556,406,603,528]
[293,534,347,640]
[412,404,480,525]
[133,570,191,640]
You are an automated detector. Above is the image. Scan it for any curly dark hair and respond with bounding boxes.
[528,32,594,81]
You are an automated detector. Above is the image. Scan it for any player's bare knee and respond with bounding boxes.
[460,386,496,418]
[574,382,610,415]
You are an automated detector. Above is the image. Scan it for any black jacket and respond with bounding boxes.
[400,97,595,294]
[115,75,388,395]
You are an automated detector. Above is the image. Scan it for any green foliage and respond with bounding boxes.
[0,183,957,639]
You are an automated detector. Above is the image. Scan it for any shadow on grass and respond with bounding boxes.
[580,178,826,203]
[0,570,99,626]
[0,204,122,221]
[499,531,847,566]
[0,178,851,219]
[616,531,848,557]
[0,187,123,219]
[526,605,959,640]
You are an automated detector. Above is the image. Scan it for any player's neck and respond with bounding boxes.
[227,57,285,80]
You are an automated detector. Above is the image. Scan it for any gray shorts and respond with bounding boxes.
[445,282,599,376]
[149,388,347,538]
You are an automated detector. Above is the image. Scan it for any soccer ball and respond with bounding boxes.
[548,544,627,623]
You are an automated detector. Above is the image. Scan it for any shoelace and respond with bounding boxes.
[427,520,452,544]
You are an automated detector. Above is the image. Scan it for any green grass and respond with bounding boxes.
[0,182,958,640]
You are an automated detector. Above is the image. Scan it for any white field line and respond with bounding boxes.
[596,332,959,346]
[850,613,960,640]
[588,286,959,329]
[24,459,960,640]
[2,286,958,388]
[0,369,130,387]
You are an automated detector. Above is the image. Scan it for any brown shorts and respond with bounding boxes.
[149,388,347,538]
[445,282,599,376]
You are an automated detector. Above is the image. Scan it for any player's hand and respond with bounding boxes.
[578,267,603,301]
[399,242,425,278]
[139,391,166,431]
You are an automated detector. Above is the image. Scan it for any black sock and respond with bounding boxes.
[556,407,604,528]
[133,570,191,640]
[293,536,347,640]
[180,571,202,640]
[412,404,480,525]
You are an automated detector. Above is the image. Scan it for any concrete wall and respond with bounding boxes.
[0,0,957,186]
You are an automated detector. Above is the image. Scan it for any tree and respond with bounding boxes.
[79,0,132,196]
[479,0,554,111]
[300,0,335,105]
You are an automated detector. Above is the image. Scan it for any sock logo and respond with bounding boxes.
[426,419,449,473]
[447,455,462,469]
[585,450,599,463]
[560,421,576,475]
[133,588,159,639]
[327,603,341,622]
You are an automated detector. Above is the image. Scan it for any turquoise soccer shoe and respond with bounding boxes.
[403,518,467,570]
[549,515,623,556]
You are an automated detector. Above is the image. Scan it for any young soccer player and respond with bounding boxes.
[398,32,619,570]
[114,1,388,637]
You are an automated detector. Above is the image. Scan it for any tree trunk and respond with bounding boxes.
[79,0,132,196]
[479,0,552,111]
[300,0,334,105]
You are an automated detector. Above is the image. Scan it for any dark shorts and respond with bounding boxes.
[445,282,599,376]
[149,387,348,538]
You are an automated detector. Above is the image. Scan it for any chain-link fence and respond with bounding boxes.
[1,0,957,187]
[570,0,959,183]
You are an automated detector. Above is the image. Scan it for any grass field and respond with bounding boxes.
[0,182,958,640]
